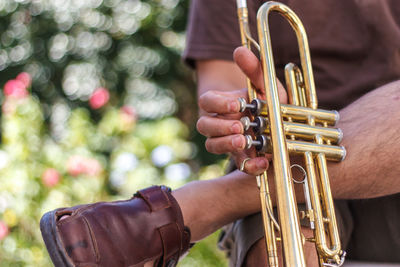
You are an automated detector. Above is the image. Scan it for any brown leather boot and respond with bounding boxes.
[40,186,191,267]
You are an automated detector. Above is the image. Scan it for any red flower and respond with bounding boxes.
[16,72,32,88]
[0,221,8,241]
[42,168,61,187]
[3,79,28,99]
[89,87,110,109]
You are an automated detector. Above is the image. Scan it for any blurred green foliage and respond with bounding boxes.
[0,0,228,266]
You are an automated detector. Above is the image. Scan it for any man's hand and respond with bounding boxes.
[197,88,269,175]
[196,47,287,175]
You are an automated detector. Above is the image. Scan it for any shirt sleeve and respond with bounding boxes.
[182,0,260,68]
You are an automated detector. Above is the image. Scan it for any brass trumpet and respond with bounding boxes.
[236,1,346,266]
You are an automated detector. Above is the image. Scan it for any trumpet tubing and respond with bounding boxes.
[241,116,343,143]
[236,1,346,266]
[238,98,340,125]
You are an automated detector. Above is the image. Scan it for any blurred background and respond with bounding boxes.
[0,0,229,266]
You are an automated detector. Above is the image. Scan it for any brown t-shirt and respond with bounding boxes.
[183,0,400,110]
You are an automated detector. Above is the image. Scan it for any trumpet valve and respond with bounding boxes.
[240,116,268,134]
[238,97,264,115]
[244,134,257,149]
[240,116,257,131]
[254,116,268,134]
[244,134,271,152]
[238,97,253,112]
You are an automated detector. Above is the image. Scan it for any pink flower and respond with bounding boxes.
[0,221,9,241]
[42,168,61,187]
[3,79,28,99]
[121,105,136,117]
[89,87,109,109]
[84,158,102,176]
[67,155,102,177]
[67,155,86,176]
[16,72,32,88]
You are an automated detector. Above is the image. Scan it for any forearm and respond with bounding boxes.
[329,79,400,199]
[173,170,260,241]
[258,80,400,201]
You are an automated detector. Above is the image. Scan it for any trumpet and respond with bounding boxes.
[236,1,346,266]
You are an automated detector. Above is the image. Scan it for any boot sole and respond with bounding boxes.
[40,211,74,267]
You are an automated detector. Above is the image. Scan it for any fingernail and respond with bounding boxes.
[229,100,239,112]
[231,122,242,134]
[256,159,268,169]
[232,135,244,148]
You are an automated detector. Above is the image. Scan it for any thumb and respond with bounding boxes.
[233,46,288,104]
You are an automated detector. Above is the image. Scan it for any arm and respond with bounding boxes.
[331,80,400,198]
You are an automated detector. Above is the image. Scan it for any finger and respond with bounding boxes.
[205,134,246,154]
[233,47,265,93]
[235,154,269,176]
[197,116,243,137]
[198,89,247,114]
[233,47,288,103]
